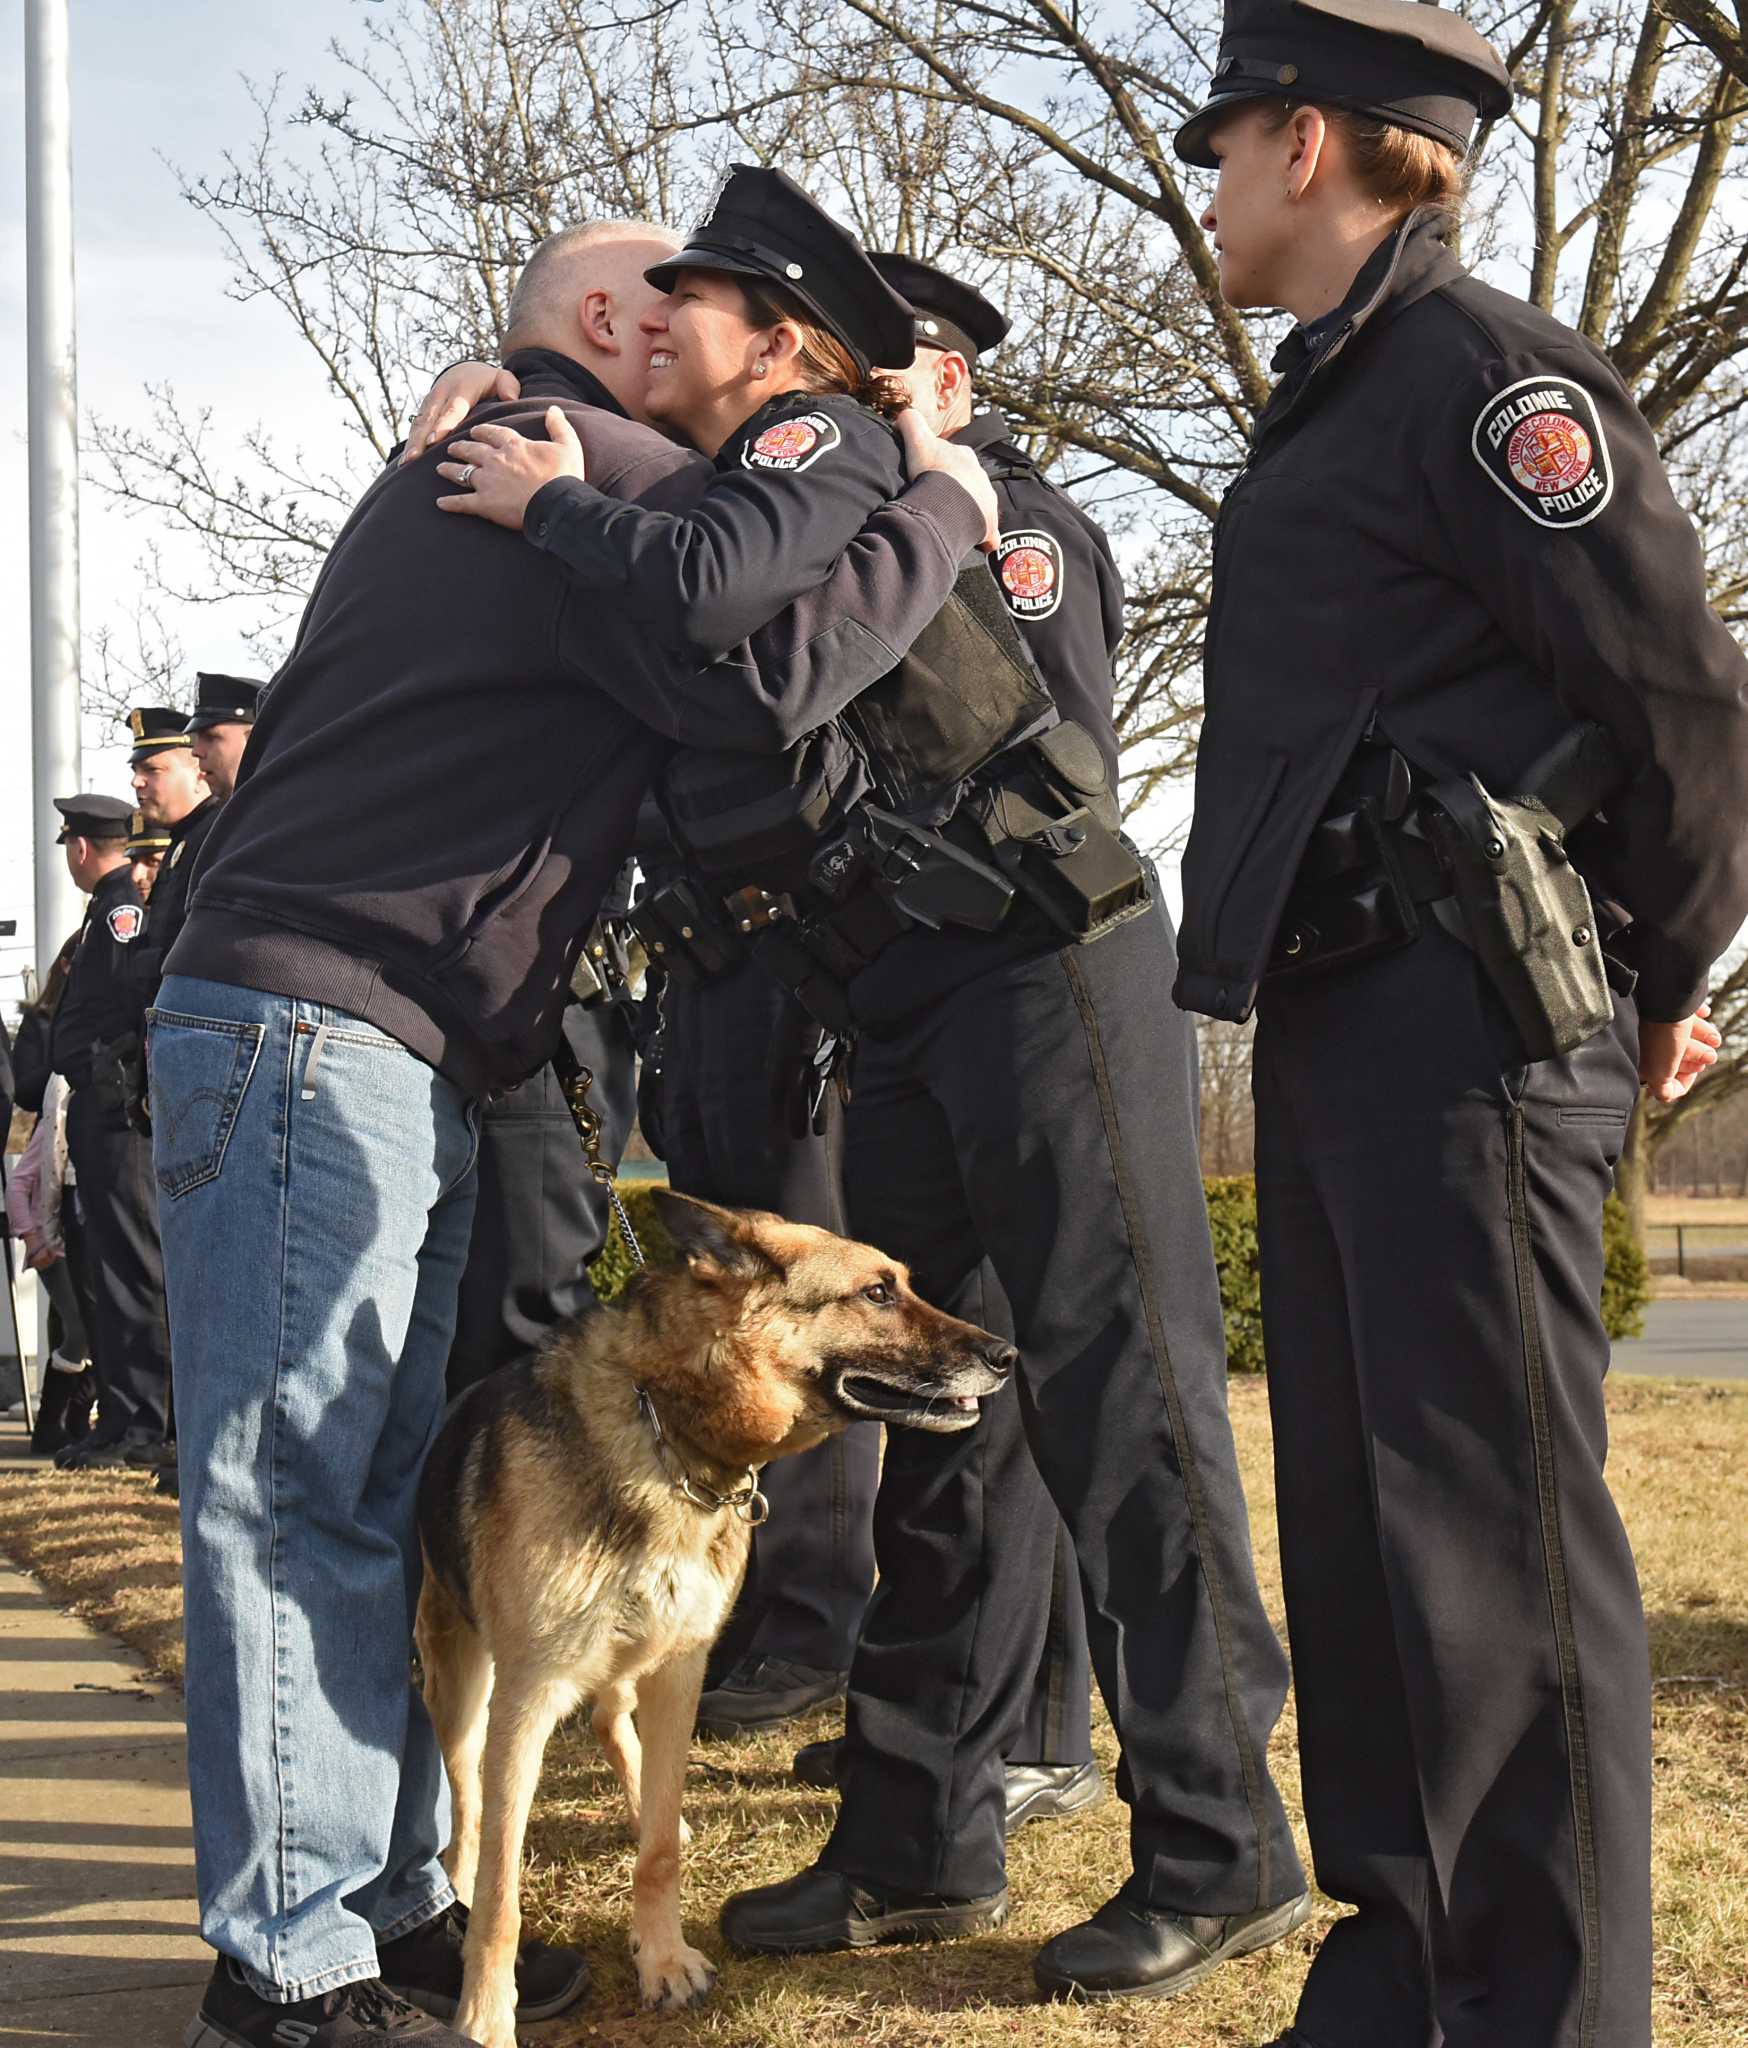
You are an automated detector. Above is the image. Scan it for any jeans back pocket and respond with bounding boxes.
[146,1010,265,1198]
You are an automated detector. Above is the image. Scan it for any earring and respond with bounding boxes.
[753,361,768,378]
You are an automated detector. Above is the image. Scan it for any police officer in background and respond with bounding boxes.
[786,253,1114,1822]
[185,674,262,803]
[127,810,172,901]
[48,792,172,1468]
[130,699,224,992]
[1172,5,1748,2043]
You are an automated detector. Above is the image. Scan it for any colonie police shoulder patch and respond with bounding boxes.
[742,412,842,474]
[993,529,1064,619]
[107,903,143,943]
[1470,373,1613,530]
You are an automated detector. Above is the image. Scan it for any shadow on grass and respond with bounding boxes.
[1647,1608,1748,1690]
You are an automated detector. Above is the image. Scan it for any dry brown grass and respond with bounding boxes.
[1,1377,1744,2046]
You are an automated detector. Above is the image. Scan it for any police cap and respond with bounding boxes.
[868,253,1010,365]
[646,165,918,376]
[126,705,193,762]
[126,809,172,858]
[1175,0,1513,170]
[185,674,263,733]
[53,793,133,844]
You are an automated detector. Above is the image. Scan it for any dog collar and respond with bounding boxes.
[636,1387,770,1525]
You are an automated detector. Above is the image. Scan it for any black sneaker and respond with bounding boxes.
[695,1657,847,1737]
[184,1959,480,2046]
[378,1900,590,2023]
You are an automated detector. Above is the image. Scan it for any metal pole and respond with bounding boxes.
[26,0,83,984]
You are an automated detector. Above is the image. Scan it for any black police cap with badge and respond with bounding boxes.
[1174,0,1512,169]
[868,253,1010,366]
[646,165,918,376]
[126,810,173,859]
[53,793,134,845]
[185,674,263,734]
[126,705,193,763]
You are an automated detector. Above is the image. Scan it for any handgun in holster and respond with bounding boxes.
[567,916,634,1008]
[1420,722,1627,1061]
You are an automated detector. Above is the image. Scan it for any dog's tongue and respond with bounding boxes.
[953,1395,979,1410]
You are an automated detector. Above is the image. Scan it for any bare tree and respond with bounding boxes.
[1196,1015,1257,1175]
[90,0,1748,807]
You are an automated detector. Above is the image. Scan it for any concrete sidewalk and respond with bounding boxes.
[0,1541,207,2045]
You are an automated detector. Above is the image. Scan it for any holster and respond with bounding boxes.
[1420,771,1615,1061]
[90,1032,149,1133]
[626,877,744,985]
[968,723,1150,942]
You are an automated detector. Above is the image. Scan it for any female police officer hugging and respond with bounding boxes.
[1169,4,1748,2048]
[429,165,1314,2006]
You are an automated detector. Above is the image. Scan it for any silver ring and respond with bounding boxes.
[458,463,476,487]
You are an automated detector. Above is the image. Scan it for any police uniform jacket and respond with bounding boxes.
[168,352,983,1097]
[52,867,148,1091]
[960,405,1125,786]
[526,389,949,737]
[129,796,220,1018]
[1176,208,1748,1026]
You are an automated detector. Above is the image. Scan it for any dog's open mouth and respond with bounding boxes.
[828,1365,997,1433]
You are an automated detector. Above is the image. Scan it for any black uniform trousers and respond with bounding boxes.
[445,1003,637,1401]
[823,900,1300,1909]
[661,958,879,1677]
[64,1088,171,1443]
[1253,921,1650,2048]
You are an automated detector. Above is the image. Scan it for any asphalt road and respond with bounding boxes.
[1612,1298,1748,1380]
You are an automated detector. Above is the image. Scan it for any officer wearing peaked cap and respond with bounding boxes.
[127,809,173,900]
[773,249,1135,1821]
[447,166,1311,1995]
[185,674,262,804]
[49,792,172,1466]
[1172,5,1748,2044]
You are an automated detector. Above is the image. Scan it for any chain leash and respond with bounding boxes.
[558,1058,645,1268]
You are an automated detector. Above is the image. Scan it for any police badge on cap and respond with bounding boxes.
[1175,0,1513,168]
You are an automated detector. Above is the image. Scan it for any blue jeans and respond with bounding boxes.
[149,975,480,2000]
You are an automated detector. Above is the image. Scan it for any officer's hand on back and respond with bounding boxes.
[403,360,521,463]
[1639,1003,1721,1105]
[436,406,584,528]
[895,408,1001,553]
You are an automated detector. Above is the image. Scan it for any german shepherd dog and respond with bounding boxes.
[414,1192,1015,2048]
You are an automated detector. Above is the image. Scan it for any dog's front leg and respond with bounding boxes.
[591,1679,643,1836]
[629,1645,717,2012]
[456,1666,576,2048]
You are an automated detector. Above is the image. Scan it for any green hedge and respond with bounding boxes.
[589,1175,1652,1360]
[1601,1191,1650,1340]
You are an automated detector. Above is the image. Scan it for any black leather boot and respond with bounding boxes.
[1033,1882,1313,2001]
[720,1864,1007,1955]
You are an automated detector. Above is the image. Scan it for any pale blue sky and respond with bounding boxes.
[3,0,370,993]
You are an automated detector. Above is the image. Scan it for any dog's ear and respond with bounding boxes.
[653,1190,782,1285]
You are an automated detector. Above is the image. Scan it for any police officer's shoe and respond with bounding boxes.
[1033,1882,1314,2002]
[720,1865,1008,1954]
[377,1900,590,2022]
[54,1429,158,1472]
[792,1739,1108,1833]
[184,1957,482,2046]
[125,1436,176,1469]
[694,1656,847,1737]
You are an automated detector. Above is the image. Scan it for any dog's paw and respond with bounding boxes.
[634,1938,717,2012]
[454,1984,519,2048]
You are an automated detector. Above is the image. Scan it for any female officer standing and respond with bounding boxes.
[1172,5,1748,2045]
